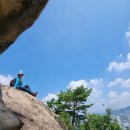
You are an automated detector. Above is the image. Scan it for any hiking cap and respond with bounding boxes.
[18,70,24,76]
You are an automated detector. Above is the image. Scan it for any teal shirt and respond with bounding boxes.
[14,77,22,88]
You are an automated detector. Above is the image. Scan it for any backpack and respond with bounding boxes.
[10,78,16,87]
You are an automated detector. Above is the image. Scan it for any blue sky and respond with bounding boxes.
[1,0,130,113]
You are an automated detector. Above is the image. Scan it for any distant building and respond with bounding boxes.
[115,114,130,130]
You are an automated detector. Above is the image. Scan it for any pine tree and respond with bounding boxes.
[47,86,93,129]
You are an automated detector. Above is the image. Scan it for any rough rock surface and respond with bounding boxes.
[0,84,24,130]
[0,0,48,54]
[0,85,67,130]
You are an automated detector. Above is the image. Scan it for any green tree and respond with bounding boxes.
[47,86,93,129]
[81,108,122,130]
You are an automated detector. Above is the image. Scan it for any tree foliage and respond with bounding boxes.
[47,86,122,130]
[47,86,93,129]
[81,108,122,130]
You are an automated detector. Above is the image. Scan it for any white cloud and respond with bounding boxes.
[108,78,130,88]
[71,79,107,113]
[0,75,13,86]
[108,91,118,99]
[43,79,105,113]
[67,78,104,90]
[127,53,130,61]
[67,79,104,101]
[126,31,130,39]
[67,80,87,90]
[43,80,89,104]
[86,79,105,113]
[66,79,106,112]
[66,79,104,112]
[88,98,105,113]
[87,78,104,88]
[90,88,102,99]
[42,77,130,113]
[122,79,130,88]
[69,78,130,112]
[108,91,130,109]
[107,23,130,72]
[92,90,130,111]
[118,54,123,58]
[107,53,130,72]
[108,78,123,88]
[126,23,130,46]
[42,93,58,103]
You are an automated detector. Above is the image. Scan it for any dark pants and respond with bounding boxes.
[16,85,34,96]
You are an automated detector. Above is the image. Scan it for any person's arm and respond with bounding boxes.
[14,77,19,88]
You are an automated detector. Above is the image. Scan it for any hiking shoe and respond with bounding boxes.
[33,92,38,97]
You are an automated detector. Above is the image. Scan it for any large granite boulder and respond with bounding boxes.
[0,85,67,130]
[0,0,48,54]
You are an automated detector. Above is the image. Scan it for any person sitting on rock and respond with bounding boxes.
[10,71,38,97]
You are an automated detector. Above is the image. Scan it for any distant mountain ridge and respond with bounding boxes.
[113,106,130,115]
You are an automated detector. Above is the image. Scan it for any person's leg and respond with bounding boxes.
[25,89,37,97]
[16,86,28,92]
[17,86,37,97]
[24,85,31,91]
